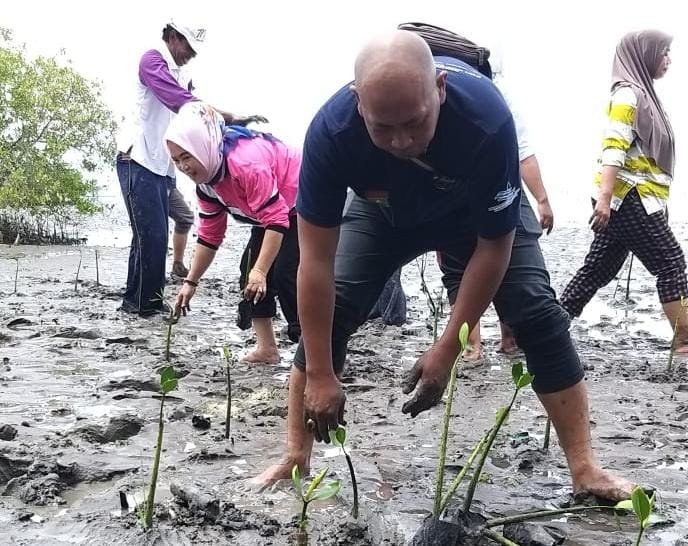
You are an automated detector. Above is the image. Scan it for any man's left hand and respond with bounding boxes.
[538,199,554,235]
[401,342,456,417]
[229,114,269,127]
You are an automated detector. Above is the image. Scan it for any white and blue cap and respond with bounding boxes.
[169,20,207,54]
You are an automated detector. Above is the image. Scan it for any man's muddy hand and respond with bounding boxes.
[304,374,346,443]
[401,344,454,417]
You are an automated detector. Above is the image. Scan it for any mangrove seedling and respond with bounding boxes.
[222,346,233,440]
[13,257,19,294]
[416,254,439,341]
[292,465,340,532]
[329,425,359,519]
[95,249,100,286]
[461,362,533,513]
[74,251,82,292]
[432,287,445,344]
[142,366,178,529]
[542,416,552,451]
[163,304,177,361]
[433,322,470,516]
[616,486,657,546]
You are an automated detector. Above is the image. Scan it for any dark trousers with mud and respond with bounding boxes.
[116,157,170,316]
[238,215,301,342]
[293,195,583,394]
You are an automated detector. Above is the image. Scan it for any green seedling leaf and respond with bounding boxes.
[615,499,634,512]
[517,373,534,389]
[305,467,328,498]
[458,322,469,350]
[291,464,303,496]
[329,425,347,447]
[511,362,524,387]
[159,366,178,394]
[631,486,652,528]
[223,346,232,363]
[309,480,341,502]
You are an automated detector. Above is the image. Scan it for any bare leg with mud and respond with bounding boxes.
[242,317,281,364]
[463,321,483,361]
[663,300,688,353]
[538,380,634,501]
[254,366,313,486]
[173,232,188,265]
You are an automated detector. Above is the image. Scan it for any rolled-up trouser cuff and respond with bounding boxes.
[293,338,348,376]
[513,307,584,394]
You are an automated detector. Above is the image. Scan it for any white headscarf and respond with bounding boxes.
[165,101,225,183]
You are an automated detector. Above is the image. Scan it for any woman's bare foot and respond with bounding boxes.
[497,337,519,355]
[241,347,280,364]
[672,342,688,355]
[572,466,635,503]
[252,456,310,490]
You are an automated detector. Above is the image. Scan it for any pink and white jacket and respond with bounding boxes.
[195,136,301,250]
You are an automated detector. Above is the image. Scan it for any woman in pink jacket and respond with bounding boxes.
[166,102,300,363]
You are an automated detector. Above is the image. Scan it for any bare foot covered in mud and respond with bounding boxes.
[462,344,483,362]
[241,347,280,364]
[573,467,635,503]
[671,342,688,355]
[251,457,310,490]
[497,338,520,355]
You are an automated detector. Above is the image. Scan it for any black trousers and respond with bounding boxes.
[238,215,300,342]
[294,196,582,394]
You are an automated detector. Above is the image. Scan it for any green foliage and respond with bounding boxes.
[143,366,179,529]
[329,425,359,519]
[511,362,534,390]
[0,28,116,237]
[616,487,657,546]
[292,465,341,531]
[458,322,469,350]
[329,425,347,447]
[160,366,178,394]
[434,322,470,516]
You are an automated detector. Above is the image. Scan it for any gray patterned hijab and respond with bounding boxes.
[611,30,674,176]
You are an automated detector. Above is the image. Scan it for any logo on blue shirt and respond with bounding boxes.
[488,183,520,213]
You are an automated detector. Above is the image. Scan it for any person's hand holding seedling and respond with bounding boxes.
[243,267,267,304]
[174,280,197,317]
[401,323,470,418]
[304,371,346,443]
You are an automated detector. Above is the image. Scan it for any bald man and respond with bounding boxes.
[257,31,632,501]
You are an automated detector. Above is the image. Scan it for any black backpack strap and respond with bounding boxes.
[398,22,492,79]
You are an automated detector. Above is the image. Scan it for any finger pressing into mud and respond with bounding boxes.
[401,387,442,418]
[401,362,422,394]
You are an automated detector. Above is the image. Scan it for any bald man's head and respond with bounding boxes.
[351,31,447,159]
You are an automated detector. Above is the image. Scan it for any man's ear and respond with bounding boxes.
[349,84,363,116]
[436,70,448,104]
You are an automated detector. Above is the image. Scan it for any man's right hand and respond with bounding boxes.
[304,373,346,443]
[401,342,456,417]
[175,283,196,317]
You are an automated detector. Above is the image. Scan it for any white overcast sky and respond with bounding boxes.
[3,0,687,223]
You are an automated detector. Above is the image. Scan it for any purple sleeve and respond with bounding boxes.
[138,50,196,113]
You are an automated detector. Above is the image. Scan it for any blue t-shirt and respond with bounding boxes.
[296,57,522,239]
